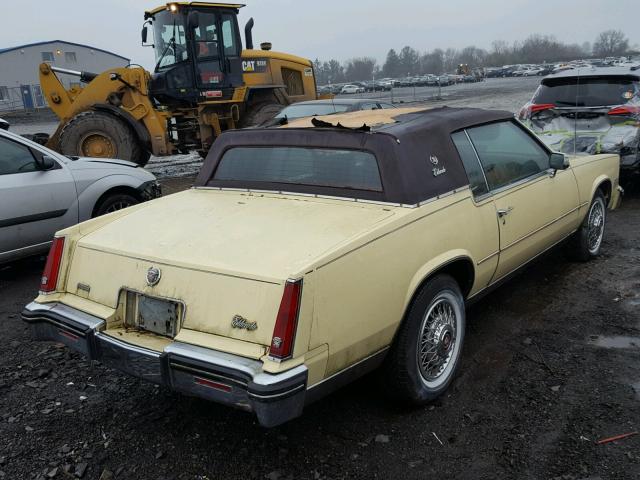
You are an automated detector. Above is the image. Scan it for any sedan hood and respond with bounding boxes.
[69,156,139,168]
[74,188,397,282]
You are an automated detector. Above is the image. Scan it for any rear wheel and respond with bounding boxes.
[382,274,465,404]
[59,111,149,166]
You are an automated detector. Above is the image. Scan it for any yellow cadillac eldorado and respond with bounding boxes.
[23,107,622,427]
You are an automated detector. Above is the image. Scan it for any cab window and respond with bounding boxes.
[451,131,489,198]
[220,14,240,57]
[0,137,38,175]
[466,121,549,191]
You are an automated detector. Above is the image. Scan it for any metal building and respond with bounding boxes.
[0,40,129,112]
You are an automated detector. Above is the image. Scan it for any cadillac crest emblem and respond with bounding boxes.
[146,267,162,286]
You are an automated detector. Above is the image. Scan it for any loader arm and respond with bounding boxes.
[39,62,171,156]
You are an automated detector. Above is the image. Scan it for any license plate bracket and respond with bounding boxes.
[136,295,179,337]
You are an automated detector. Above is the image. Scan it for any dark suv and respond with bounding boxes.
[518,66,640,178]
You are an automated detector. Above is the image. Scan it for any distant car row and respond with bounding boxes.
[318,74,481,95]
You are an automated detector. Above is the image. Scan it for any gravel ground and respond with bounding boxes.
[1,77,639,479]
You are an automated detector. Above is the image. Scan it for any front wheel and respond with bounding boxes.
[93,193,139,217]
[382,274,465,404]
[567,190,607,261]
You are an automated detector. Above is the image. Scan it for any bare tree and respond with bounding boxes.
[344,57,377,82]
[593,30,629,57]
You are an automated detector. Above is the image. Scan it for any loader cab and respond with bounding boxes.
[144,3,245,106]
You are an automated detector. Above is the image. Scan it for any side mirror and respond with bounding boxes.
[187,11,199,29]
[550,152,569,171]
[36,155,56,171]
[141,26,148,44]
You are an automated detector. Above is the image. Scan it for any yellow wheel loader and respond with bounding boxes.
[39,2,319,165]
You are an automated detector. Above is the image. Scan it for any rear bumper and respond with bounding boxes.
[22,301,307,427]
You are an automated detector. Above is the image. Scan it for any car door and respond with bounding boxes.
[466,120,580,281]
[0,135,78,260]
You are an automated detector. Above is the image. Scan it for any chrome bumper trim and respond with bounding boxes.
[22,301,307,427]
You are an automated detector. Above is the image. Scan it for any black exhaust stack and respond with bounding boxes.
[244,18,254,50]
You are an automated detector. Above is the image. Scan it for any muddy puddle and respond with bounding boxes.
[589,335,640,349]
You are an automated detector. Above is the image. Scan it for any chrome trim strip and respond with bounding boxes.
[477,251,500,266]
[247,383,306,400]
[1,240,52,256]
[96,332,162,358]
[469,229,577,301]
[463,129,491,195]
[168,362,249,388]
[501,205,582,251]
[195,186,468,209]
[252,365,308,387]
[164,342,264,378]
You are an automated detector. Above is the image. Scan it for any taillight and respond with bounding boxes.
[530,103,555,114]
[519,103,554,119]
[269,279,302,361]
[40,237,65,294]
[607,105,640,116]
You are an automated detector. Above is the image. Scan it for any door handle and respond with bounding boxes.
[497,207,514,224]
[497,207,514,218]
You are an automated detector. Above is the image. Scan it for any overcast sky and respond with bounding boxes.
[1,0,637,68]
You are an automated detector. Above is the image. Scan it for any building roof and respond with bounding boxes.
[196,107,514,204]
[0,40,129,62]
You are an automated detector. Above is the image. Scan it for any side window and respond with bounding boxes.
[360,103,378,110]
[0,137,38,175]
[220,14,240,57]
[451,131,489,198]
[467,121,550,191]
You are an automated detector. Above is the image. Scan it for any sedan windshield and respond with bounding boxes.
[275,103,350,119]
[534,76,640,107]
[214,146,382,191]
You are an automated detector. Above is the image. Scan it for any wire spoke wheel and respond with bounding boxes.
[416,291,462,388]
[587,197,605,254]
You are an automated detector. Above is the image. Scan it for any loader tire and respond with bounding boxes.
[240,103,285,128]
[59,111,148,165]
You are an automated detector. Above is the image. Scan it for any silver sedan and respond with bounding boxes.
[0,129,161,264]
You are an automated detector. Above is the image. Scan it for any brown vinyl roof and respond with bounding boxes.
[196,107,515,204]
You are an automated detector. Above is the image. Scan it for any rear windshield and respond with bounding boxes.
[214,146,383,191]
[533,76,640,107]
[276,103,350,119]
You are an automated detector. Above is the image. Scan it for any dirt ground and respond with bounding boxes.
[1,78,639,479]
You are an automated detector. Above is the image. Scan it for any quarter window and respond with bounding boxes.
[0,137,38,175]
[466,121,549,191]
[451,131,489,198]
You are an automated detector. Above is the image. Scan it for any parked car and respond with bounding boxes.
[22,107,620,427]
[0,128,161,264]
[340,84,365,94]
[523,67,545,76]
[519,65,640,177]
[259,99,396,126]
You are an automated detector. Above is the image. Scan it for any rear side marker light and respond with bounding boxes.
[269,279,303,361]
[59,330,79,342]
[40,237,65,294]
[194,377,232,393]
